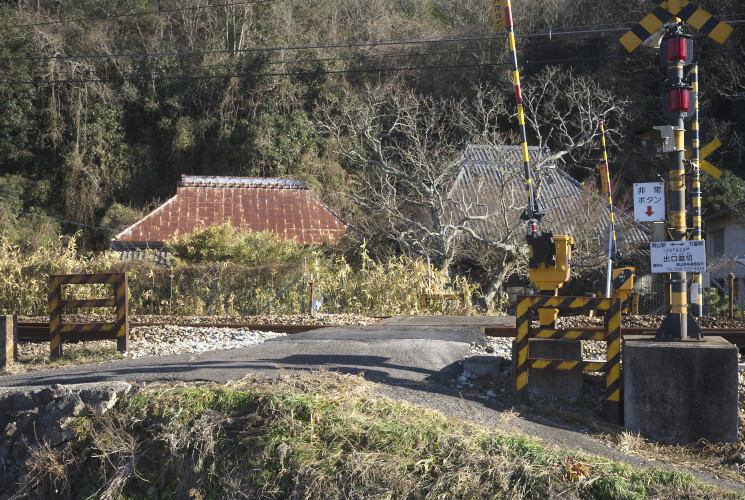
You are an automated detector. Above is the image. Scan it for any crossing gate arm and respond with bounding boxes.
[514,295,622,424]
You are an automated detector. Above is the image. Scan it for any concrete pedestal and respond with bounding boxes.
[623,336,738,444]
[513,339,583,400]
[464,355,504,378]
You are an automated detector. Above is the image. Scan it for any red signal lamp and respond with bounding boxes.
[660,34,693,66]
[669,87,691,113]
[667,37,689,62]
[662,84,695,119]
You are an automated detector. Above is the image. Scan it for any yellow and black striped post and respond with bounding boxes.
[655,22,702,340]
[116,273,130,352]
[49,275,62,359]
[664,32,691,338]
[689,65,704,317]
[604,298,622,424]
[514,296,533,404]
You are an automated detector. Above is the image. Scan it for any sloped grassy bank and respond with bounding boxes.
[15,373,737,500]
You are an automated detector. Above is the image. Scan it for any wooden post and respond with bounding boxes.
[0,315,15,369]
[631,292,640,316]
[729,273,736,319]
[309,279,316,317]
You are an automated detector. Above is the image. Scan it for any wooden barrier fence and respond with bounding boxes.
[48,273,129,359]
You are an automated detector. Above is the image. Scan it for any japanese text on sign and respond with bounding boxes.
[650,240,706,273]
[491,0,508,30]
[633,182,666,222]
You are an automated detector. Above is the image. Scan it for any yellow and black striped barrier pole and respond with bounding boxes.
[494,0,542,232]
[690,64,704,317]
[600,121,618,298]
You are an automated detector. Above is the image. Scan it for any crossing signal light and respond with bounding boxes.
[663,85,695,119]
[660,35,693,65]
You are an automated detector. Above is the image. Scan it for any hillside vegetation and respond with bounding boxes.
[0,0,743,302]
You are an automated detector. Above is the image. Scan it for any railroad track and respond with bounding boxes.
[482,326,745,348]
[17,321,745,348]
[16,322,326,341]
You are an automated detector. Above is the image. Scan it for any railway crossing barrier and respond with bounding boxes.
[48,273,129,359]
[514,295,622,424]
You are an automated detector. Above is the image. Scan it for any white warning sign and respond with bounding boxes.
[633,182,665,222]
[650,240,706,273]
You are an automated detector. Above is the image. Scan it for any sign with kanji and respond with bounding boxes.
[491,0,508,30]
[633,182,665,222]
[650,240,706,273]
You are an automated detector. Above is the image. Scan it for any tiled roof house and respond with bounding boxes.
[110,176,349,250]
[448,145,649,251]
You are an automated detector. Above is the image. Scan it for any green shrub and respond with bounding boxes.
[168,223,314,266]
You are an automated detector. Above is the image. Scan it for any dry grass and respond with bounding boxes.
[602,430,745,485]
[1,341,123,376]
[9,371,740,500]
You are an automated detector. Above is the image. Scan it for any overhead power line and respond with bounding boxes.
[0,34,506,64]
[7,208,116,233]
[1,43,739,87]
[10,48,741,87]
[0,0,280,30]
[0,28,677,65]
[0,17,741,66]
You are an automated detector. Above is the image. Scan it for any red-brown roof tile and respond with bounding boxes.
[111,176,349,248]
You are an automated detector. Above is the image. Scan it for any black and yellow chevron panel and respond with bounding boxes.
[677,3,733,44]
[621,0,733,53]
[514,295,622,424]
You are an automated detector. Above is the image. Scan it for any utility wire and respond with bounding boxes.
[0,0,281,30]
[2,19,731,66]
[5,208,116,233]
[1,61,514,85]
[2,46,740,86]
[1,16,740,66]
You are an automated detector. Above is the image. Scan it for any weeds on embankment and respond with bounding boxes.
[0,231,479,318]
[13,372,737,500]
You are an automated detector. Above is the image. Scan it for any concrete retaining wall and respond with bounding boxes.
[0,382,132,496]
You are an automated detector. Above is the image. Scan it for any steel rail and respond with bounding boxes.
[16,321,326,341]
[482,326,745,348]
[17,321,745,347]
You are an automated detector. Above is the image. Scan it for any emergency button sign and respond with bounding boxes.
[650,240,707,273]
[633,182,665,222]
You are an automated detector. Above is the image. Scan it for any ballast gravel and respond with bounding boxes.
[125,325,287,358]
